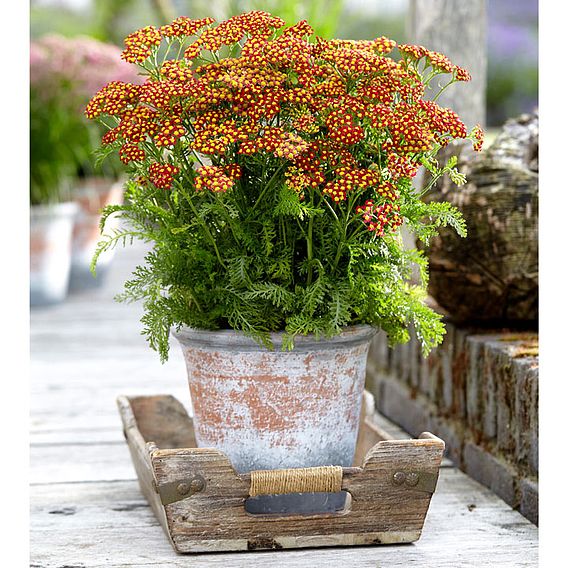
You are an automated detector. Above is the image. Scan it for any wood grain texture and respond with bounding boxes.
[30,470,538,568]
[421,113,539,322]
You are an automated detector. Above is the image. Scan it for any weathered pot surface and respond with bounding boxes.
[173,325,377,474]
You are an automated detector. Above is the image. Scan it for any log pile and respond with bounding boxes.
[422,112,538,323]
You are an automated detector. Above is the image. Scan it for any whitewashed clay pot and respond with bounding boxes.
[173,325,377,513]
[69,178,123,291]
[30,202,79,306]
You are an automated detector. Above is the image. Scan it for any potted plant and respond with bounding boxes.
[87,12,483,479]
[30,35,139,301]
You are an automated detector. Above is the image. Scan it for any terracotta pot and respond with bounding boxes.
[173,325,377,474]
[30,202,78,306]
[69,178,124,291]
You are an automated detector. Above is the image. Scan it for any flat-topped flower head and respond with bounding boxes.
[121,26,162,63]
[148,162,179,189]
[471,124,484,152]
[160,17,214,38]
[454,65,472,82]
[84,81,140,119]
[194,165,235,193]
[398,43,428,60]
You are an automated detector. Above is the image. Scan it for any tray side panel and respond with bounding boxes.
[120,394,445,554]
[117,396,175,547]
[129,395,196,449]
[151,439,444,553]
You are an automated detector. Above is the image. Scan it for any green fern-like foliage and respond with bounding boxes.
[95,173,455,361]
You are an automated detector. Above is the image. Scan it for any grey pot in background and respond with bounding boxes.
[69,178,124,291]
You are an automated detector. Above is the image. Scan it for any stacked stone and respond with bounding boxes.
[366,322,538,524]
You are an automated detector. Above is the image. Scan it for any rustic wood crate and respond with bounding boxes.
[117,392,445,554]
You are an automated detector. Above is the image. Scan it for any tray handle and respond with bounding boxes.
[248,465,343,496]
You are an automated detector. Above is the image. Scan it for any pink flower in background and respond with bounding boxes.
[30,34,142,105]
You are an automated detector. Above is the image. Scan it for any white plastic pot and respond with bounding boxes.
[30,202,78,306]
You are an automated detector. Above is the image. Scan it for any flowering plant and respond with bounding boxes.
[87,11,483,361]
[30,35,140,205]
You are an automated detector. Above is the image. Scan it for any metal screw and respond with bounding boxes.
[406,472,419,487]
[393,471,406,485]
[177,482,191,496]
[189,477,205,493]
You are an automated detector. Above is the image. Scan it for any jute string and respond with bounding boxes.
[249,465,343,496]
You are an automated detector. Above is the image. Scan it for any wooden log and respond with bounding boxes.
[421,112,539,323]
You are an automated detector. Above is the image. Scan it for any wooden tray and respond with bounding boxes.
[117,392,445,554]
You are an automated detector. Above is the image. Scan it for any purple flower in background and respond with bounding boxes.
[489,23,537,63]
[488,0,538,25]
[486,0,538,126]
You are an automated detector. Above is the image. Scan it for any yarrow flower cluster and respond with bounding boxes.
[194,165,241,193]
[87,11,483,360]
[356,199,403,237]
[148,163,180,189]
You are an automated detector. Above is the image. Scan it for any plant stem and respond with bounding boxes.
[307,214,314,286]
[432,78,457,102]
[247,161,287,216]
[174,181,226,269]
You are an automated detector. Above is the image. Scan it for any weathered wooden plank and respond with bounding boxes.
[31,426,125,445]
[30,362,187,396]
[30,469,538,567]
[31,441,137,484]
[29,392,419,455]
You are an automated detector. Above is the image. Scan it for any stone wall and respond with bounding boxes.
[366,322,538,524]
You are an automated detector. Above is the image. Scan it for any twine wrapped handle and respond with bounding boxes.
[249,465,343,496]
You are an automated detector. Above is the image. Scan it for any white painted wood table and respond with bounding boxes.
[30,242,538,567]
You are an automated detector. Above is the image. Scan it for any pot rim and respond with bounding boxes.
[172,324,377,352]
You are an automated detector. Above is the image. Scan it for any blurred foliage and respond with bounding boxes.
[225,0,344,37]
[30,96,124,205]
[30,86,87,204]
[30,83,109,205]
[31,0,346,43]
[335,5,407,43]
